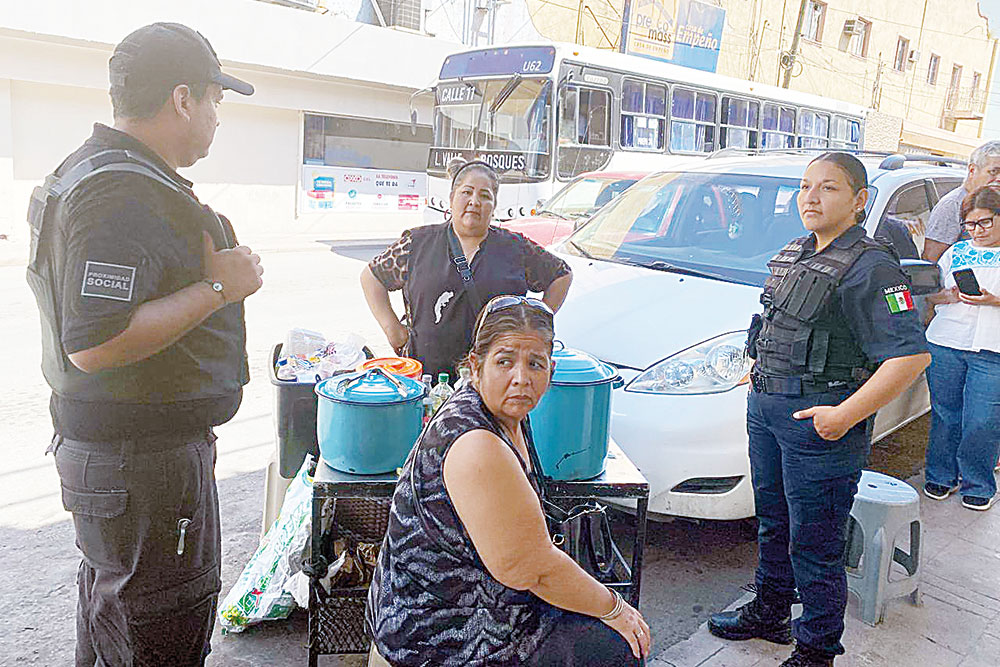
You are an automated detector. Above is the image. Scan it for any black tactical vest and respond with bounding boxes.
[753,229,892,383]
[26,148,248,404]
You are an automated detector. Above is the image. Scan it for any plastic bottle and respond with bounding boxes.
[456,367,472,390]
[429,372,454,416]
[421,373,434,424]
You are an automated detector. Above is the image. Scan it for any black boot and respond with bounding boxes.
[780,643,834,666]
[707,586,793,644]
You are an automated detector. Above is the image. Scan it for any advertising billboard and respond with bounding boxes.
[626,0,725,73]
[300,165,427,213]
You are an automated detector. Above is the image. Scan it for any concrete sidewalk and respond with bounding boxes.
[650,471,1000,667]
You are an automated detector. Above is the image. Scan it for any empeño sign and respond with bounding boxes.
[626,0,726,73]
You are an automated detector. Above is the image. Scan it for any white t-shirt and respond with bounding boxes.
[926,240,1000,353]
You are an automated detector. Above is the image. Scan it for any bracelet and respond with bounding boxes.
[599,588,624,621]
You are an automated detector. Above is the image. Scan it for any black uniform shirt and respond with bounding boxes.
[369,222,569,378]
[51,124,249,441]
[801,225,928,365]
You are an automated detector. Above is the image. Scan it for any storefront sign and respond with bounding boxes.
[300,165,427,213]
[626,0,725,73]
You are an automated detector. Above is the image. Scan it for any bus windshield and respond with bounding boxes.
[429,76,552,183]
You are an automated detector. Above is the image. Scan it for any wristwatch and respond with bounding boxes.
[202,279,226,303]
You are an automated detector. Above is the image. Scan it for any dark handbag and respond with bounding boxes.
[522,421,630,584]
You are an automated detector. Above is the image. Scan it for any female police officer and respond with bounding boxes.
[707,153,930,666]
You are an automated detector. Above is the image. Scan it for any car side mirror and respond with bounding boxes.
[899,259,941,296]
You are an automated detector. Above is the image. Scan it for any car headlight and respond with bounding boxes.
[625,331,752,395]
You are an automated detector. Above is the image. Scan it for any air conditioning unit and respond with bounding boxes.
[843,19,863,36]
[908,49,921,63]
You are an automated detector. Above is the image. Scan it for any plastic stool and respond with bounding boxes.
[845,470,922,626]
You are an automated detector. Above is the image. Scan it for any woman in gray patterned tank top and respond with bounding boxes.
[366,295,651,666]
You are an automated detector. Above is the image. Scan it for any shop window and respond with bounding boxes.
[620,79,667,150]
[303,113,431,171]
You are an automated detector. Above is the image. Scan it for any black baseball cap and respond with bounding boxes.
[110,22,254,96]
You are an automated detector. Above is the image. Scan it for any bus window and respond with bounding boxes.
[798,110,830,148]
[830,116,861,149]
[671,88,717,152]
[762,103,795,149]
[558,86,613,178]
[720,96,760,149]
[621,79,667,151]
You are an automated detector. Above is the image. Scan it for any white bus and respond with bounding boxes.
[421,43,867,220]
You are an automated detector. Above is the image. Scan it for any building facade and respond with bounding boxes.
[0,0,461,242]
[523,0,997,156]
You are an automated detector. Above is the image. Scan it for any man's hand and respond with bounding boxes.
[958,286,1000,307]
[386,322,409,355]
[792,405,857,441]
[203,231,263,303]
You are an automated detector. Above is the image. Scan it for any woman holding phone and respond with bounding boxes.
[923,184,1000,511]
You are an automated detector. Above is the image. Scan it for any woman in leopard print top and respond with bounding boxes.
[360,159,573,379]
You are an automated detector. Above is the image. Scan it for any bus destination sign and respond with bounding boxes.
[440,46,556,79]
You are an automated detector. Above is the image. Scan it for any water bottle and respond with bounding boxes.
[421,373,434,424]
[456,367,472,390]
[429,372,454,416]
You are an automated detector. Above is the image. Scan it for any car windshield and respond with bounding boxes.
[565,171,810,286]
[541,177,639,219]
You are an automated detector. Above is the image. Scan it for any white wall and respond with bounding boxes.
[0,0,462,242]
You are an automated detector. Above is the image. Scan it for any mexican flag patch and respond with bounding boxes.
[883,284,914,314]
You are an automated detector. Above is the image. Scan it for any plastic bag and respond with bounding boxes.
[283,328,326,358]
[218,457,315,633]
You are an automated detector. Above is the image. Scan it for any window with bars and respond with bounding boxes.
[375,0,422,31]
[761,103,796,149]
[720,96,760,149]
[620,79,668,151]
[670,88,717,153]
[798,110,830,148]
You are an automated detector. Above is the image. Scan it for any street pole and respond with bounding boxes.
[619,0,632,54]
[781,0,808,89]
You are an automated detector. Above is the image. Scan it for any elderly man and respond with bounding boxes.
[923,140,1000,262]
[26,23,261,666]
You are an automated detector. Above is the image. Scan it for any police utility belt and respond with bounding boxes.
[749,372,859,396]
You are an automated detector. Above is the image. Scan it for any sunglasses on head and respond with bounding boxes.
[473,295,554,342]
[962,215,996,232]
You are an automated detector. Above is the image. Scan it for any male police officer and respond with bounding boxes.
[27,24,262,666]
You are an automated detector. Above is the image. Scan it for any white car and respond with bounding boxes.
[551,152,960,520]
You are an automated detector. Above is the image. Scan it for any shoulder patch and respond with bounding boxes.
[80,261,135,302]
[883,284,914,314]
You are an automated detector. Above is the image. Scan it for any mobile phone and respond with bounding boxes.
[953,268,982,296]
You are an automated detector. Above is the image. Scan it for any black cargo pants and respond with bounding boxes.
[50,431,221,667]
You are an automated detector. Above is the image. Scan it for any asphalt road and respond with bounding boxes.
[0,236,931,666]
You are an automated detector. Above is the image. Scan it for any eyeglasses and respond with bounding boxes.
[472,295,554,343]
[961,215,996,232]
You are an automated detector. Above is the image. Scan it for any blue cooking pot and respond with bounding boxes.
[529,343,623,480]
[315,367,425,474]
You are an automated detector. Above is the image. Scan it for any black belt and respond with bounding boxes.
[750,373,855,396]
[53,429,215,455]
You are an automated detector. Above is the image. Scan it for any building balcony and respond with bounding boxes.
[944,85,986,120]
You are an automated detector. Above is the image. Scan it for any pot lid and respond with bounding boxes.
[316,367,424,404]
[551,341,618,385]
